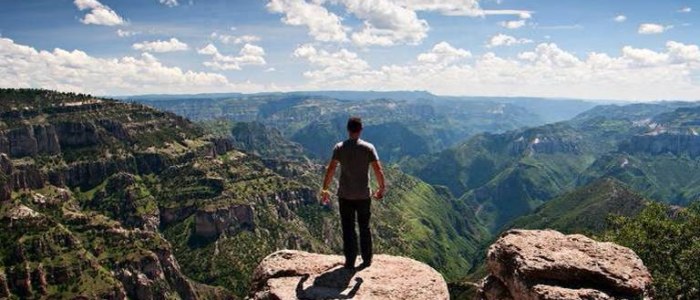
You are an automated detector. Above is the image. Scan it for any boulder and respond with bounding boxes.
[249,250,449,300]
[478,229,653,300]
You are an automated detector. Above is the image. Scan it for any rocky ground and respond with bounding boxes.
[248,250,449,300]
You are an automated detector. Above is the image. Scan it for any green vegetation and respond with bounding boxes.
[508,178,648,234]
[602,202,700,299]
[375,168,488,279]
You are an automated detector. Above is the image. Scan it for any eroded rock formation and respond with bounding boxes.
[249,250,449,300]
[477,229,653,300]
[0,153,13,201]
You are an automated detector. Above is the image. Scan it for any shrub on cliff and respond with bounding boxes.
[603,201,700,299]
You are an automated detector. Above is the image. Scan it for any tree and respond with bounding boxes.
[602,201,700,299]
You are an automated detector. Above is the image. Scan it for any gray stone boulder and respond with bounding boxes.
[478,229,653,300]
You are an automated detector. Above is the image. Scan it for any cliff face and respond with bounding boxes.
[623,133,700,157]
[477,230,653,300]
[0,90,239,299]
[1,202,234,300]
[248,250,449,300]
[0,154,12,201]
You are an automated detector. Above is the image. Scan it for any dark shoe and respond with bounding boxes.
[343,261,355,269]
[358,261,372,270]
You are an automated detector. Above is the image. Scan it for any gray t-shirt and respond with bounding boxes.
[332,138,379,200]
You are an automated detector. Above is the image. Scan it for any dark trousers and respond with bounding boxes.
[339,198,372,265]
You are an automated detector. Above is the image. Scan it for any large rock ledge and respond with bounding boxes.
[248,250,449,300]
[478,229,653,300]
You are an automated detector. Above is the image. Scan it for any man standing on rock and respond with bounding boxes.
[321,117,386,269]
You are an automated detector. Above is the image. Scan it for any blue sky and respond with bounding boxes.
[0,0,699,100]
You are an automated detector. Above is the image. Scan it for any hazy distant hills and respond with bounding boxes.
[128,91,599,162]
[404,100,700,231]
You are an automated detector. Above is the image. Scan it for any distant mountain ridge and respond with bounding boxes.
[404,99,700,231]
[128,92,601,162]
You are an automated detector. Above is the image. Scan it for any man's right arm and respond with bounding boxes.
[321,159,338,204]
[322,159,338,192]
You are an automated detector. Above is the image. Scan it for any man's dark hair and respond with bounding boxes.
[347,117,363,133]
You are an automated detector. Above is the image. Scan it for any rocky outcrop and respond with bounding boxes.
[0,125,61,158]
[249,250,449,300]
[510,134,583,156]
[55,122,100,148]
[477,229,653,300]
[210,137,237,156]
[12,162,46,191]
[113,249,196,300]
[194,204,255,240]
[0,268,10,298]
[0,154,12,201]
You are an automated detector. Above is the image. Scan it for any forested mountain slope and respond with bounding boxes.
[0,89,487,298]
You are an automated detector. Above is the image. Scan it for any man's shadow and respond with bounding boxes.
[295,266,363,299]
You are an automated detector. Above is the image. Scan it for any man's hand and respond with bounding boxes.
[320,189,331,206]
[321,159,338,207]
[371,160,386,201]
[372,188,385,200]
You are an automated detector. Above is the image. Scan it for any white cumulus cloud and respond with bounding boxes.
[0,37,261,95]
[487,34,533,47]
[211,32,262,44]
[417,42,471,64]
[132,38,189,53]
[266,0,533,46]
[159,0,179,7]
[266,0,348,42]
[293,44,370,82]
[344,0,429,47]
[614,15,627,22]
[398,0,531,18]
[197,43,267,70]
[499,19,527,29]
[292,40,700,101]
[74,0,126,26]
[666,41,700,65]
[638,23,670,34]
[116,29,140,37]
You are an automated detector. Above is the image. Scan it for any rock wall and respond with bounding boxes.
[0,154,13,201]
[194,204,255,240]
[477,229,653,300]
